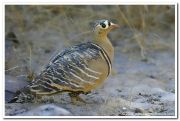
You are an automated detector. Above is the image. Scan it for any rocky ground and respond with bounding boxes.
[5,5,175,117]
[5,35,175,116]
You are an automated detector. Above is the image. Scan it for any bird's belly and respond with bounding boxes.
[81,58,109,92]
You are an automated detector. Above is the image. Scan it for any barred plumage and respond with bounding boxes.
[9,20,119,103]
[31,42,111,94]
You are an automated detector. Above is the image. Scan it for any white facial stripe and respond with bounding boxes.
[105,20,109,27]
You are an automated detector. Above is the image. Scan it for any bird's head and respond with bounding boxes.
[92,20,119,36]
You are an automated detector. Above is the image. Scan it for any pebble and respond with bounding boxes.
[134,108,144,113]
[122,107,127,111]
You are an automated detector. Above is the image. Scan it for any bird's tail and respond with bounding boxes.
[8,86,34,103]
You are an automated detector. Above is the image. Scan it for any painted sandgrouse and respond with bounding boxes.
[9,20,119,103]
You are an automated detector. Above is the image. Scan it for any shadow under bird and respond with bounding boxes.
[9,19,119,103]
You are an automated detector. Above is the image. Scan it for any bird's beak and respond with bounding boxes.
[111,23,120,29]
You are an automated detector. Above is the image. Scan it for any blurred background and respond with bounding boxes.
[5,5,176,116]
[5,5,175,75]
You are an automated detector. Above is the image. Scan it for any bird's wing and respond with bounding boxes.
[29,42,111,95]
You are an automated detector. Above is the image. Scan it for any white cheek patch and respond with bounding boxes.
[105,20,109,28]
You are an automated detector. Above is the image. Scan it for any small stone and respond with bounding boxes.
[116,89,122,92]
[122,107,127,111]
[148,109,153,113]
[44,49,51,53]
[134,108,144,113]
[148,75,156,79]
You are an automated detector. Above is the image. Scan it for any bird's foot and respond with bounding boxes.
[69,92,86,105]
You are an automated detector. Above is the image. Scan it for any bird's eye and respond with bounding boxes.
[100,22,106,28]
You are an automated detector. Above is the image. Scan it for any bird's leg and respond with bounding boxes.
[33,94,43,103]
[69,92,86,104]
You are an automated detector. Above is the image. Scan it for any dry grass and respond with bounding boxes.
[5,5,174,34]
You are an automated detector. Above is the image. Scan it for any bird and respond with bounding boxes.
[8,19,119,103]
